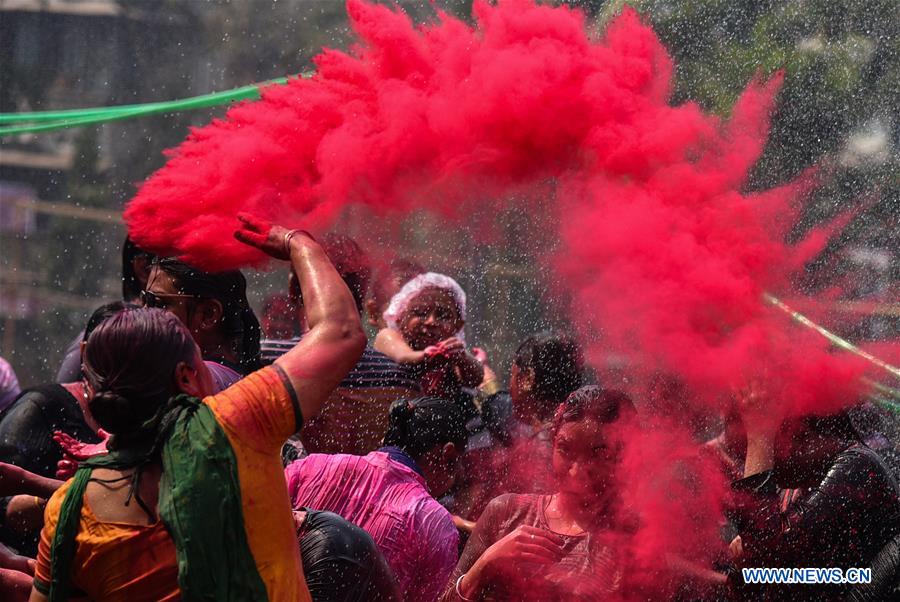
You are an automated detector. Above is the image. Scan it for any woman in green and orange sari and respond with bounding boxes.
[29,215,367,602]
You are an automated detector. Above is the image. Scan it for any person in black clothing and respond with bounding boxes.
[729,403,900,601]
[0,302,136,477]
[0,302,134,555]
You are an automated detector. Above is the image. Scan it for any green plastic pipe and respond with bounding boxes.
[0,76,293,136]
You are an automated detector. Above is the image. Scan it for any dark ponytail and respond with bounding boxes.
[384,397,468,460]
[88,390,162,439]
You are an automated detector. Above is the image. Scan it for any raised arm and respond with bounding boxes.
[235,215,366,422]
[373,328,427,365]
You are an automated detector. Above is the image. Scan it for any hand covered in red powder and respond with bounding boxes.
[422,346,449,367]
[53,430,109,479]
[472,347,499,387]
[437,337,466,357]
[471,347,488,364]
[234,213,310,261]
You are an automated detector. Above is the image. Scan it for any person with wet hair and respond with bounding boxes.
[260,233,420,458]
[142,257,260,390]
[56,237,156,383]
[261,232,372,360]
[455,332,584,520]
[0,302,135,477]
[728,399,900,601]
[295,508,401,602]
[28,216,366,602]
[506,332,585,426]
[443,386,634,601]
[0,302,133,557]
[260,293,299,341]
[286,396,467,602]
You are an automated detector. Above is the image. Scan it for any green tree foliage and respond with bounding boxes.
[632,0,898,310]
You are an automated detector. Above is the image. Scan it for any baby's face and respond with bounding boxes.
[398,287,463,350]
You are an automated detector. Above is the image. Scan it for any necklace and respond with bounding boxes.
[542,495,588,537]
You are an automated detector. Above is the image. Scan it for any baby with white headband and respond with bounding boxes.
[375,272,484,405]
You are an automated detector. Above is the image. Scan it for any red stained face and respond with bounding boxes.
[397,287,463,350]
[552,419,621,501]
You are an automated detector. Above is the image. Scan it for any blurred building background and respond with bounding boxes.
[1,0,897,386]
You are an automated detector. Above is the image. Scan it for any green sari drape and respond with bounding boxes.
[47,395,269,601]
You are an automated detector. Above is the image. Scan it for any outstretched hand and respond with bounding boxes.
[234,213,310,261]
[422,337,465,365]
[53,430,109,479]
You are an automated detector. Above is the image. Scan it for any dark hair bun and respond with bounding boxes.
[88,390,139,435]
[385,399,416,441]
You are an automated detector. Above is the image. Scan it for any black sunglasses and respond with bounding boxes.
[140,290,201,309]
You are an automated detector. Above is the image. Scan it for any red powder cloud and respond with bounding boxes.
[126,0,878,587]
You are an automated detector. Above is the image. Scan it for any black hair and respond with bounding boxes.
[83,301,140,343]
[121,236,154,301]
[154,257,261,374]
[84,308,197,439]
[383,396,468,459]
[515,332,584,416]
[321,233,371,313]
[551,385,636,438]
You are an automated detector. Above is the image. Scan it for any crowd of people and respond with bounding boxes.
[0,215,898,601]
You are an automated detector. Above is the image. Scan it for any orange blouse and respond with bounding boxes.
[34,366,310,602]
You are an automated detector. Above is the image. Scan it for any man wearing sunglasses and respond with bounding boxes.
[142,257,262,391]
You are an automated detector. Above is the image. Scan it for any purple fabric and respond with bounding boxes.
[0,356,21,413]
[205,361,242,393]
[286,451,459,602]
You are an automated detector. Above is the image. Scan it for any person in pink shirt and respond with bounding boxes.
[285,396,467,602]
